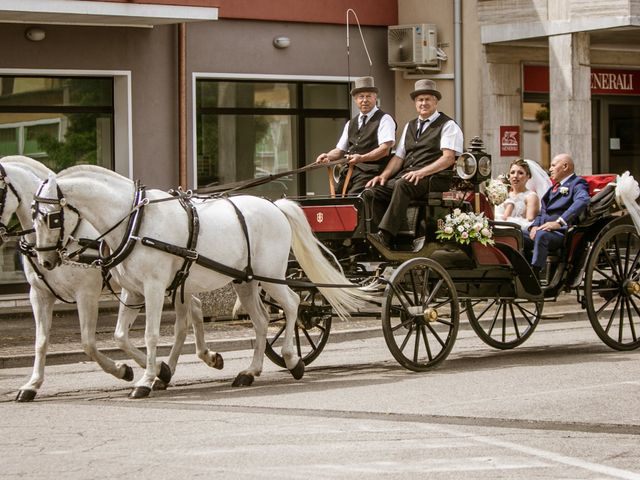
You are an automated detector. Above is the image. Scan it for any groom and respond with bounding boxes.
[525,153,591,274]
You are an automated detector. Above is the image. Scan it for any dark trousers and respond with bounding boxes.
[336,168,375,195]
[363,175,431,236]
[523,229,565,268]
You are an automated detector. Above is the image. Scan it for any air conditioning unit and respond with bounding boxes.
[388,24,439,68]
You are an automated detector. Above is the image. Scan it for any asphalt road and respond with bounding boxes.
[1,314,639,479]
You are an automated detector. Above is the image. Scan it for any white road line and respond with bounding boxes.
[428,424,640,480]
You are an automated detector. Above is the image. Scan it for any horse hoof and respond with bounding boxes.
[232,374,254,387]
[152,378,168,391]
[15,389,37,402]
[128,386,152,399]
[289,359,305,380]
[213,353,224,370]
[157,362,172,384]
[122,365,134,382]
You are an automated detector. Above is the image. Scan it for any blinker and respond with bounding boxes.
[46,211,63,230]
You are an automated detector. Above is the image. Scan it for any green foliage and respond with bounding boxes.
[535,103,550,145]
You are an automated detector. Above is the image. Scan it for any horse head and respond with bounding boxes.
[32,173,80,270]
[0,163,22,246]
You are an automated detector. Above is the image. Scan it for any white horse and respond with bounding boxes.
[32,165,368,398]
[0,156,221,401]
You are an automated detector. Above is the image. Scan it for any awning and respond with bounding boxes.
[0,0,218,28]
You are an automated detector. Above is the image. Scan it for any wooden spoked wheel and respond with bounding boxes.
[381,258,459,371]
[465,298,542,349]
[584,224,640,350]
[263,287,333,368]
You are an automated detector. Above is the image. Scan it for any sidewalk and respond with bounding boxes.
[0,292,584,369]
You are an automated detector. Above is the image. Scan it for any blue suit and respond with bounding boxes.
[525,173,590,268]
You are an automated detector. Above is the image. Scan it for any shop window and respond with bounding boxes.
[196,79,350,198]
[0,76,114,171]
[0,76,115,291]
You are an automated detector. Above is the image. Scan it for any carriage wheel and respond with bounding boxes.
[381,258,459,371]
[263,288,332,368]
[584,224,640,350]
[465,298,542,349]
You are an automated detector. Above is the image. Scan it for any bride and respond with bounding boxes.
[498,158,552,228]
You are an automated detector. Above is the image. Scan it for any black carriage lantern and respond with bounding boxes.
[454,136,491,184]
[453,136,492,213]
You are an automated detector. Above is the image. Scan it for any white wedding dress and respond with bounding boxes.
[494,159,552,227]
[501,190,537,228]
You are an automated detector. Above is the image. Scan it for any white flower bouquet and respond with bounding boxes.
[436,209,495,246]
[484,177,509,206]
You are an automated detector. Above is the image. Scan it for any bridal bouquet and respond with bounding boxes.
[484,177,509,206]
[436,209,494,246]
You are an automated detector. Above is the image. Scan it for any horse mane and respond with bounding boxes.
[58,164,133,184]
[1,155,53,178]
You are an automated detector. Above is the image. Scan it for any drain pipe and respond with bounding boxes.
[178,22,187,188]
[454,0,462,123]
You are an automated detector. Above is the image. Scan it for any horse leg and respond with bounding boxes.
[151,296,189,391]
[16,287,54,402]
[230,282,269,387]
[129,286,166,399]
[188,295,224,370]
[262,283,304,379]
[77,289,134,382]
[113,290,147,369]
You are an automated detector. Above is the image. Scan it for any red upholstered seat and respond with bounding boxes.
[582,174,617,196]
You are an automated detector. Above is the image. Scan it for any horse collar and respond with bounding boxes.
[97,182,147,271]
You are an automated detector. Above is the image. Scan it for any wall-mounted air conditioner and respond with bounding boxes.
[388,24,441,68]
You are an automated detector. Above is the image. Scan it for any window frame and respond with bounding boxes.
[192,74,353,193]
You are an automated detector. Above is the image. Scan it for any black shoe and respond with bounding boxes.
[368,231,393,250]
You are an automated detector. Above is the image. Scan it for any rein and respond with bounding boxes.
[193,157,348,195]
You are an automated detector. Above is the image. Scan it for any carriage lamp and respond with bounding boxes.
[455,152,477,180]
[477,155,492,179]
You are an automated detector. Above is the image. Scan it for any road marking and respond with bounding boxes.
[76,397,640,478]
[451,430,640,480]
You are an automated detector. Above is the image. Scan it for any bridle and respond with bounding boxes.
[0,163,33,241]
[31,179,81,256]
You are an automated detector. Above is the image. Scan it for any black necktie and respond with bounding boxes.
[417,119,428,137]
[359,115,367,130]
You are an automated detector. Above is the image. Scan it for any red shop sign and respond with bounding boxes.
[500,125,520,156]
[524,65,640,95]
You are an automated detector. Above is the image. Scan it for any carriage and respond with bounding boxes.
[8,136,640,401]
[261,137,640,372]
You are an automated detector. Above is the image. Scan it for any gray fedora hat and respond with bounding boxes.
[410,79,442,100]
[350,76,379,96]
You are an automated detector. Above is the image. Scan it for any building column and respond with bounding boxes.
[549,32,591,173]
[481,51,522,177]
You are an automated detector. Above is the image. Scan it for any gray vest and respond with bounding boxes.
[402,112,454,171]
[346,109,394,173]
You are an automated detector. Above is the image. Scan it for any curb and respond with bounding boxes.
[0,305,587,369]
[0,326,382,369]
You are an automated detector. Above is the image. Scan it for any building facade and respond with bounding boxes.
[3,0,640,297]
[0,0,397,294]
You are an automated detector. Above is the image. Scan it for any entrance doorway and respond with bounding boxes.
[596,98,640,178]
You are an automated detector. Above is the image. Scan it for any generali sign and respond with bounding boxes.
[524,65,640,95]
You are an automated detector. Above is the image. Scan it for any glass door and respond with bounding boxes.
[607,102,640,179]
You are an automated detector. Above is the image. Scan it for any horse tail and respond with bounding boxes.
[274,198,371,320]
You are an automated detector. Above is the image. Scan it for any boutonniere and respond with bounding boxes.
[559,186,569,195]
